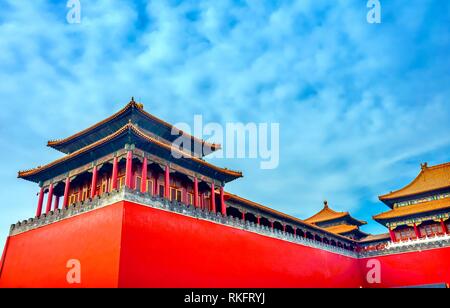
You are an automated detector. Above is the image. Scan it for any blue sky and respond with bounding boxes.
[0,0,449,245]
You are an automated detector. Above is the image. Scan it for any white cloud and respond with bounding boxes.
[0,0,449,243]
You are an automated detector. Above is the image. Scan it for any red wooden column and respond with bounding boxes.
[270,221,274,231]
[63,177,70,208]
[193,178,199,208]
[241,211,246,221]
[389,228,397,242]
[283,224,287,233]
[125,151,133,189]
[294,228,297,236]
[53,196,60,211]
[36,187,45,217]
[141,157,148,193]
[111,157,118,190]
[90,166,98,199]
[210,182,216,213]
[257,216,261,225]
[413,223,421,239]
[440,219,448,234]
[220,186,226,216]
[164,165,170,199]
[45,184,54,214]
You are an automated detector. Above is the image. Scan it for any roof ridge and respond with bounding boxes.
[427,161,450,170]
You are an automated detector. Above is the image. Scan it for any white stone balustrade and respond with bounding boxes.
[386,233,450,249]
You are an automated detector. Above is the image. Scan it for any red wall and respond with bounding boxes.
[118,202,362,288]
[1,201,450,288]
[359,248,450,288]
[0,203,124,288]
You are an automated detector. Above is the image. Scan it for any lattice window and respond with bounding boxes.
[81,187,89,201]
[420,223,442,237]
[170,187,182,202]
[396,228,415,241]
[100,179,108,195]
[118,176,125,189]
[136,176,142,191]
[187,193,194,205]
[146,179,154,194]
[69,193,78,205]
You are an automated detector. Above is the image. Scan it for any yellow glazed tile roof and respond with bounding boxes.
[304,201,366,226]
[304,202,349,224]
[379,162,450,200]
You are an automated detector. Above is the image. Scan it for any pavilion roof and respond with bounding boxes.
[47,99,221,156]
[19,123,241,183]
[373,197,450,221]
[379,162,450,202]
[304,201,367,226]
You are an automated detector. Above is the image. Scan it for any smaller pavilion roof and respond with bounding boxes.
[304,201,367,226]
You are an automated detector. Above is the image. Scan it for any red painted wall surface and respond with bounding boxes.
[0,203,123,288]
[1,200,449,288]
[118,202,362,288]
[359,247,450,288]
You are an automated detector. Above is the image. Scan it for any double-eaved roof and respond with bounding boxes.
[304,201,368,239]
[374,162,450,223]
[18,99,242,184]
[47,98,221,156]
[304,201,366,226]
